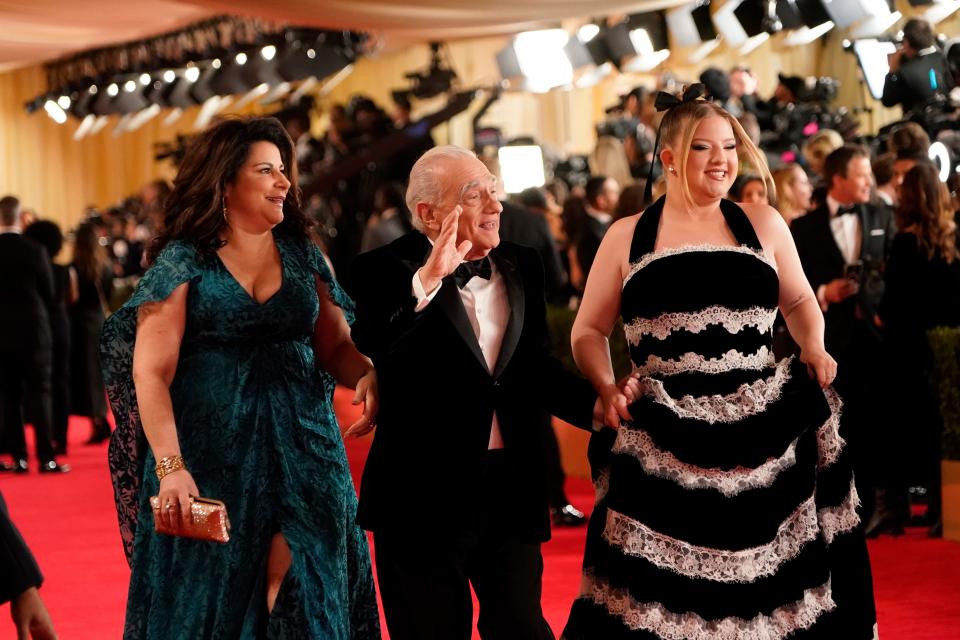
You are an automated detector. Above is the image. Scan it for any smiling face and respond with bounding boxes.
[425,155,503,259]
[223,141,292,233]
[831,155,873,205]
[664,115,739,204]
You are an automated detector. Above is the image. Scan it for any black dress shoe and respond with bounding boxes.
[5,459,30,474]
[552,504,587,527]
[38,460,71,474]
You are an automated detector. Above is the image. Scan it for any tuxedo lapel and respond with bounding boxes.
[435,275,490,373]
[814,207,846,268]
[491,248,524,379]
[392,232,489,372]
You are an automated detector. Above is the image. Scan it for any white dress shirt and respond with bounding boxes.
[412,254,509,449]
[826,195,862,265]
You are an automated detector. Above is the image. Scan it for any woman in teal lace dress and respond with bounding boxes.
[100,117,380,638]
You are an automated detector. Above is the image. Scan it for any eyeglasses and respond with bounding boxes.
[458,178,499,208]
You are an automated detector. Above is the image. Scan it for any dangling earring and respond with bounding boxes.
[668,166,677,175]
[222,198,228,221]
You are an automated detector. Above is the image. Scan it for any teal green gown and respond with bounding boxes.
[100,233,380,639]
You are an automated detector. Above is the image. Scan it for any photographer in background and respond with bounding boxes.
[882,18,954,118]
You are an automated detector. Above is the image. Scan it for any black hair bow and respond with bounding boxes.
[653,83,707,113]
[642,83,708,205]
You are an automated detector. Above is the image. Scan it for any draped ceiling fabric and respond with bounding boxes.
[0,0,686,70]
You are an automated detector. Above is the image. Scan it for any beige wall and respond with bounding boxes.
[3,8,959,228]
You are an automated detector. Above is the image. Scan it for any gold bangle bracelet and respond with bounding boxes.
[155,455,186,481]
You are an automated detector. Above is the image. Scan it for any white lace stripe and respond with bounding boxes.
[578,572,835,640]
[602,499,819,583]
[635,346,776,377]
[817,387,845,469]
[612,428,799,497]
[642,356,792,424]
[623,244,778,289]
[624,306,778,344]
[595,468,610,503]
[818,479,862,545]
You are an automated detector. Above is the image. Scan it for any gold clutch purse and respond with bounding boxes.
[149,496,231,543]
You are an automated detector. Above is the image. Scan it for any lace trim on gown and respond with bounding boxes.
[612,428,799,497]
[577,571,835,640]
[817,388,844,469]
[624,305,777,344]
[623,244,777,289]
[595,468,610,503]
[640,356,792,424]
[818,479,862,545]
[634,346,775,377]
[602,498,819,583]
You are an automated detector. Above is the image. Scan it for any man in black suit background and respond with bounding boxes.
[791,145,896,525]
[0,196,68,474]
[577,175,619,282]
[882,18,954,118]
[351,146,636,639]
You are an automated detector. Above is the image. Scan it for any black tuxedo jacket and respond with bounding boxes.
[791,203,895,360]
[351,233,596,542]
[881,51,954,115]
[577,215,609,281]
[497,200,565,300]
[0,233,54,351]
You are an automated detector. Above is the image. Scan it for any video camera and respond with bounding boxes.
[391,42,458,104]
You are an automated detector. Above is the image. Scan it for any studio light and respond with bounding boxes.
[236,52,248,65]
[44,99,68,124]
[107,83,119,97]
[140,73,151,86]
[779,0,834,46]
[846,38,897,100]
[929,141,952,183]
[848,0,902,39]
[606,13,671,73]
[714,1,770,54]
[563,28,613,88]
[915,0,960,25]
[162,70,176,83]
[667,1,721,63]
[261,45,277,61]
[184,66,201,83]
[498,145,546,193]
[515,29,574,92]
[578,24,600,42]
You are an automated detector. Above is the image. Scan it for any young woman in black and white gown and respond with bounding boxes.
[563,86,878,639]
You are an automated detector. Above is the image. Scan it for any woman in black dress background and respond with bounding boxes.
[70,222,113,444]
[875,162,960,538]
[24,220,76,454]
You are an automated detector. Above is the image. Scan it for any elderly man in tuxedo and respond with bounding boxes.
[791,144,896,528]
[351,146,634,639]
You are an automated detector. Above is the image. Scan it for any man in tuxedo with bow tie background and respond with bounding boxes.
[791,144,896,528]
[351,145,633,639]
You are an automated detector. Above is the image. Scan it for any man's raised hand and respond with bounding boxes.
[420,206,473,293]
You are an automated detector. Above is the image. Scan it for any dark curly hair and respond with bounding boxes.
[149,116,310,262]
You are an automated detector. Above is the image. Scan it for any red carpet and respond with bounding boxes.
[2,390,960,639]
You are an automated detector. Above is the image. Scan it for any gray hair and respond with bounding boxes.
[406,145,477,232]
[0,195,20,226]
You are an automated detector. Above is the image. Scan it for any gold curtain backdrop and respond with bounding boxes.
[2,9,958,230]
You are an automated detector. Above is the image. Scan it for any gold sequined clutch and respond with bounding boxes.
[149,496,231,543]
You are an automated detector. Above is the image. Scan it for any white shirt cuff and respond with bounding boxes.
[412,268,442,312]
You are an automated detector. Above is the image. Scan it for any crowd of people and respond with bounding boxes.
[2,14,960,640]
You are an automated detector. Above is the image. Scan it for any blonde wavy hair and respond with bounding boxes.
[658,87,773,209]
[772,163,806,213]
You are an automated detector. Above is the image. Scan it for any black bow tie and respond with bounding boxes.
[453,257,492,289]
[836,204,860,218]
